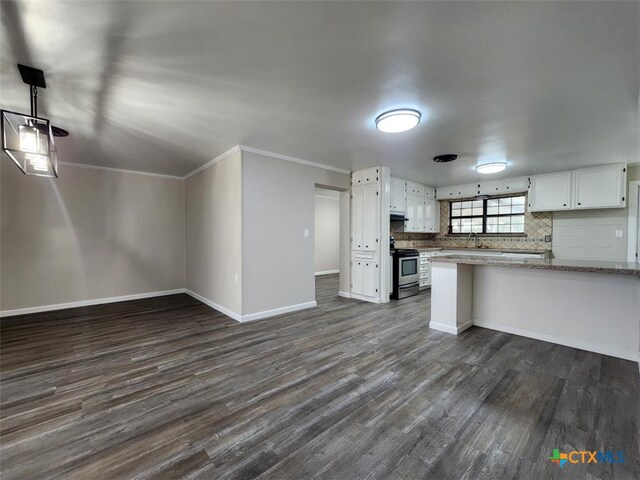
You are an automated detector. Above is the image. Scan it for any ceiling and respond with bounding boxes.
[1,1,638,185]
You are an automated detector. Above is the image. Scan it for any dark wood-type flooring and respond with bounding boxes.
[1,274,639,479]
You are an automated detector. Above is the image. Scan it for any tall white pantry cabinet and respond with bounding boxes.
[351,167,391,303]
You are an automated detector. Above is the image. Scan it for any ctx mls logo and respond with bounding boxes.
[549,449,624,468]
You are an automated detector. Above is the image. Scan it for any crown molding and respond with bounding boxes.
[239,145,351,175]
[61,144,351,182]
[59,162,183,180]
[181,145,242,180]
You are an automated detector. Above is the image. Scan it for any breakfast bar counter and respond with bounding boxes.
[429,255,640,361]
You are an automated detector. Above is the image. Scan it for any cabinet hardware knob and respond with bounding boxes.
[578,202,581,205]
[563,203,566,206]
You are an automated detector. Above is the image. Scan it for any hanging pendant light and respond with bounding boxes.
[1,64,66,178]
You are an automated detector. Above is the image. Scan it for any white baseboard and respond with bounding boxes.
[184,290,317,323]
[0,289,185,318]
[473,318,638,362]
[183,289,242,322]
[429,319,472,335]
[240,301,317,322]
[350,293,385,303]
[338,291,351,299]
[315,270,339,276]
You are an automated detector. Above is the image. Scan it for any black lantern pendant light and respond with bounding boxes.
[1,64,68,178]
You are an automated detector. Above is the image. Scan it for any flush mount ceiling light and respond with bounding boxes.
[1,64,69,178]
[375,109,421,133]
[476,162,507,174]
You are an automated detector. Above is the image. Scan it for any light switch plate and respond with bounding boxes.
[615,230,623,238]
[304,229,310,238]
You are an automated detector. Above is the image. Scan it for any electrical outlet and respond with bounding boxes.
[544,235,552,242]
[615,230,623,238]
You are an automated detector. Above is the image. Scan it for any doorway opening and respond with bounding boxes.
[314,186,349,304]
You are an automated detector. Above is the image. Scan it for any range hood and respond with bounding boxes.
[390,213,409,222]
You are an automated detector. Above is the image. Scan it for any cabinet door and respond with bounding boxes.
[363,262,377,297]
[573,164,626,209]
[406,181,424,196]
[405,194,414,231]
[435,185,457,200]
[351,187,364,249]
[479,180,502,195]
[362,183,379,250]
[390,177,406,212]
[352,261,364,295]
[501,176,529,193]
[528,172,572,212]
[456,183,480,198]
[352,167,379,187]
[424,199,439,232]
[424,186,436,198]
[406,193,424,231]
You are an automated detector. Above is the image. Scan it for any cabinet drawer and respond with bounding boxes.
[419,272,430,279]
[419,280,430,288]
[352,250,376,261]
[419,258,430,265]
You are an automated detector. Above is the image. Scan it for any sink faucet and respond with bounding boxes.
[467,232,480,248]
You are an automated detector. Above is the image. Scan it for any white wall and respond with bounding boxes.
[185,151,243,316]
[339,190,351,295]
[314,188,340,274]
[0,161,185,312]
[552,208,629,261]
[242,151,350,316]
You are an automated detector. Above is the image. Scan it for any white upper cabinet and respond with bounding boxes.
[528,171,573,212]
[424,198,440,233]
[478,177,529,196]
[352,167,379,187]
[573,164,626,209]
[406,193,425,232]
[390,177,406,213]
[457,183,480,198]
[352,182,379,251]
[424,186,436,198]
[478,180,502,195]
[501,176,529,193]
[435,185,457,200]
[436,183,479,199]
[406,181,425,196]
[528,164,627,212]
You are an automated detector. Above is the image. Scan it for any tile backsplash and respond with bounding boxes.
[393,197,553,251]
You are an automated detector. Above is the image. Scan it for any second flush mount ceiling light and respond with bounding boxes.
[375,109,421,133]
[476,162,507,174]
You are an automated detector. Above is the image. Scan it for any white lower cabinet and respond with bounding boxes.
[418,251,438,288]
[352,259,378,297]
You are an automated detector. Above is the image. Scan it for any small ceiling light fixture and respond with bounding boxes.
[1,64,68,178]
[476,162,507,174]
[375,109,421,133]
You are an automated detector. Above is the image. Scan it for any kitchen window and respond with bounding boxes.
[449,195,526,234]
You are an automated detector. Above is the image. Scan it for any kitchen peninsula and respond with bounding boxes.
[429,255,640,361]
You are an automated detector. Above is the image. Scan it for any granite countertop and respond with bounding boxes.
[415,247,551,255]
[430,255,640,276]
